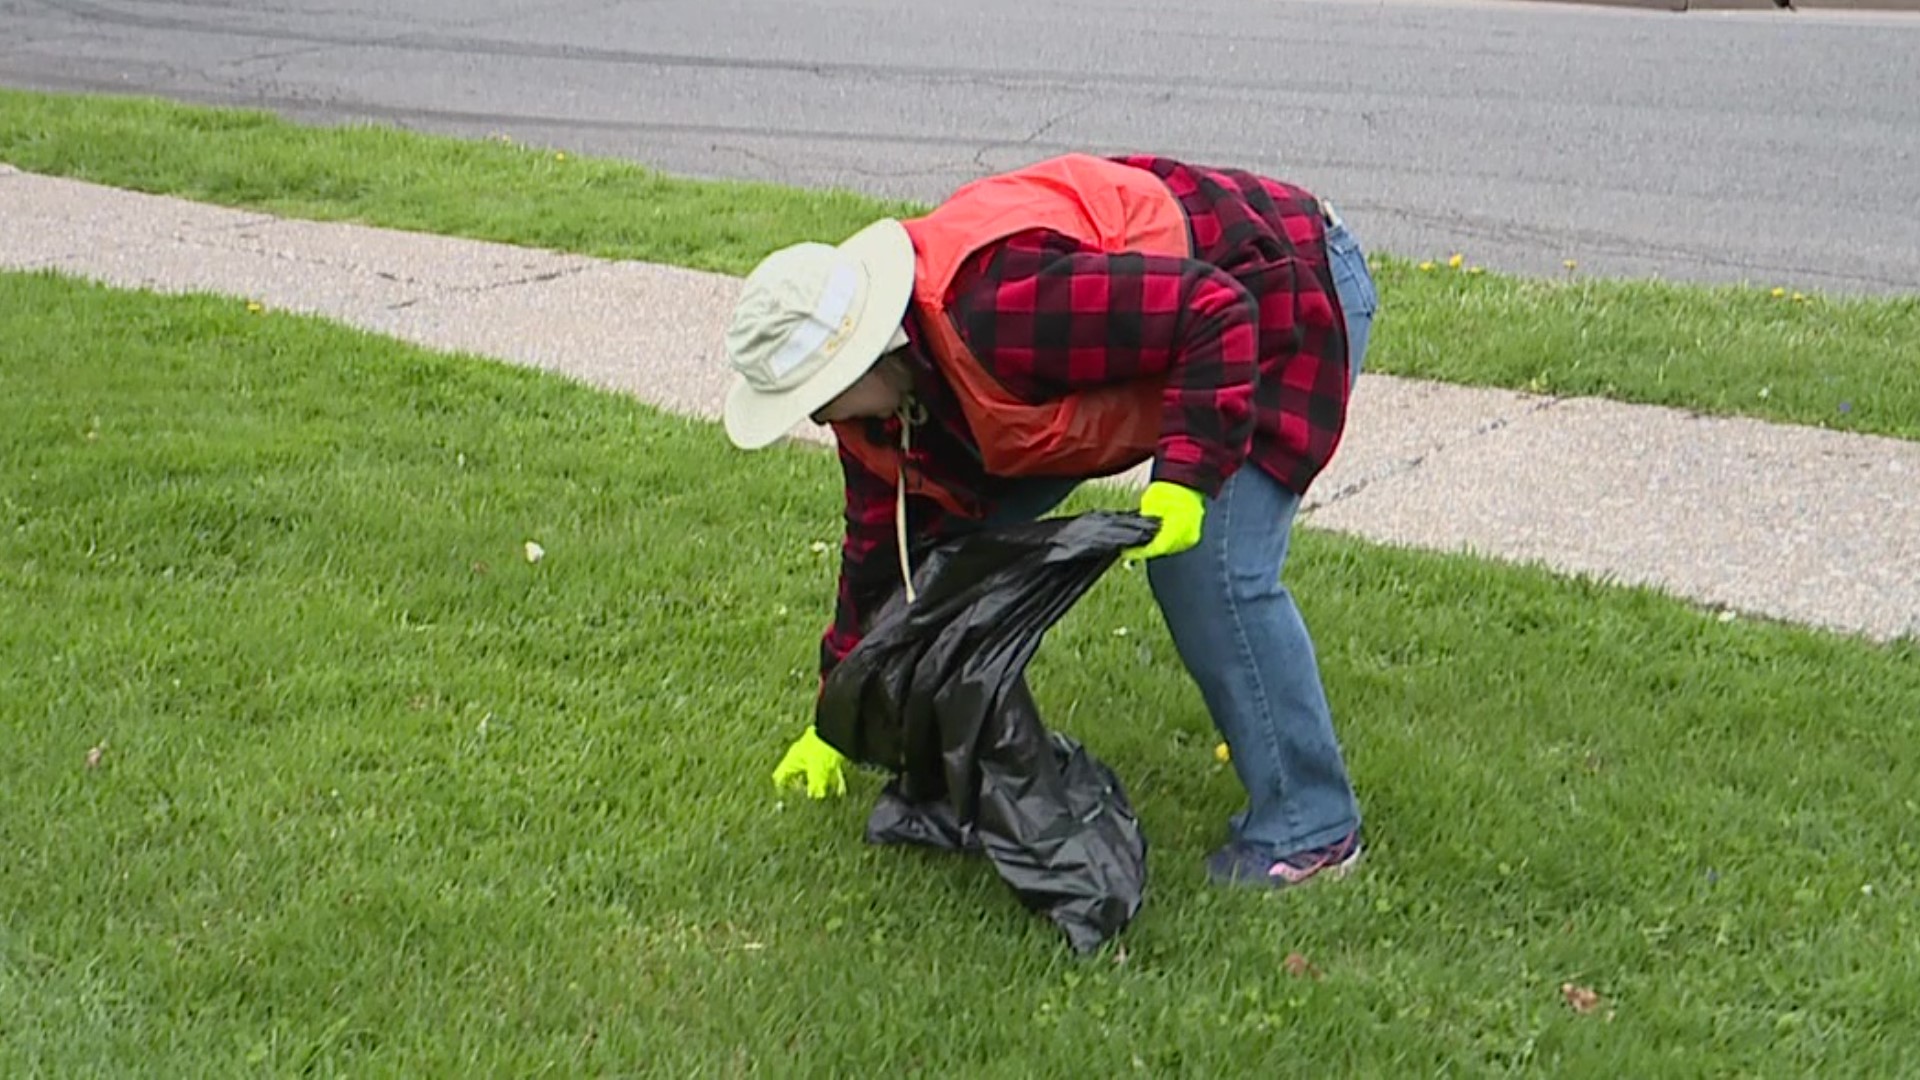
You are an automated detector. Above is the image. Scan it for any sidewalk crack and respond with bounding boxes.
[382,262,601,309]
[157,228,601,299]
[1302,394,1566,516]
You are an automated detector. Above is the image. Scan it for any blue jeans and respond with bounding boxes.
[986,210,1379,858]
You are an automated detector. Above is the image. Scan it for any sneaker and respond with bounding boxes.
[1206,830,1363,889]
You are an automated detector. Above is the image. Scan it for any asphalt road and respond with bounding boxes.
[2,0,1916,292]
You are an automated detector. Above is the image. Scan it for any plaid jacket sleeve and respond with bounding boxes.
[945,231,1261,497]
[819,421,960,683]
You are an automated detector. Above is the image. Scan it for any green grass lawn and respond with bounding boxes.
[4,268,1917,1075]
[2,87,1916,442]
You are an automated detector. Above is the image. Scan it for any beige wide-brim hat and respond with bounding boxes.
[722,219,916,450]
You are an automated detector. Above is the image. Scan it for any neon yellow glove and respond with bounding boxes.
[1123,481,1207,562]
[771,725,848,799]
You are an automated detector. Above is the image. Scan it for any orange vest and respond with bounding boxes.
[835,154,1191,516]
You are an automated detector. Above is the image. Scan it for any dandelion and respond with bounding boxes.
[1770,287,1787,299]
[1467,266,1486,276]
[1214,741,1231,764]
[1563,259,1578,271]
[246,301,263,313]
[1447,253,1465,270]
[1792,292,1807,303]
[1417,260,1436,272]
[555,152,567,162]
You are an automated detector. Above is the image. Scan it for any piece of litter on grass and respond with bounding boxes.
[1561,982,1602,1014]
[524,541,545,564]
[85,744,105,769]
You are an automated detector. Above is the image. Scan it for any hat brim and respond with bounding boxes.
[723,218,916,450]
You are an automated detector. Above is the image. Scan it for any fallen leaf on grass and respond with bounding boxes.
[1283,952,1323,980]
[1561,982,1602,1014]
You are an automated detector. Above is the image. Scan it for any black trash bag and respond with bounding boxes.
[814,509,1160,954]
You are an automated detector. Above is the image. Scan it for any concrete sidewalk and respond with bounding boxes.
[4,164,1916,643]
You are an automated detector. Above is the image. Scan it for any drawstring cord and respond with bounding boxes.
[893,399,925,606]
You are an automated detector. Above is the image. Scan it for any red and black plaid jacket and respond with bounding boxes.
[821,155,1351,680]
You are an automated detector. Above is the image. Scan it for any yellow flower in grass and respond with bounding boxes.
[1418,260,1436,272]
[1447,253,1465,270]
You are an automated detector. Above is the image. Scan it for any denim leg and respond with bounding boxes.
[1145,464,1360,856]
[1323,211,1379,384]
[976,476,1084,529]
